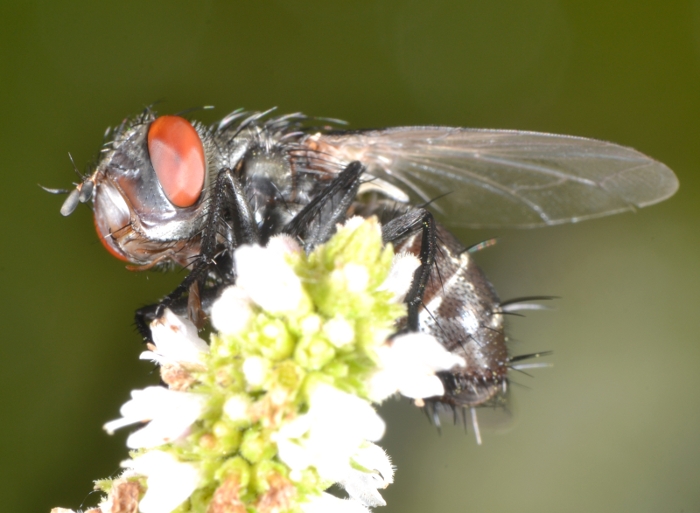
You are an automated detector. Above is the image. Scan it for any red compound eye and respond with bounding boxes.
[147,116,206,207]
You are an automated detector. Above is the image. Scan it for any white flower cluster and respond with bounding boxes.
[53,217,465,513]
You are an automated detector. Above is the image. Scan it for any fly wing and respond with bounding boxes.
[309,127,678,228]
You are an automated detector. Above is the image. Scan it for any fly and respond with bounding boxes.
[47,107,678,437]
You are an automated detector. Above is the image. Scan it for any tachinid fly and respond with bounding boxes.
[48,108,678,436]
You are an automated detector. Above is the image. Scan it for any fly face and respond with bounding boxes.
[64,114,215,268]
[50,108,679,429]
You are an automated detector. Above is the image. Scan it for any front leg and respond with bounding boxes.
[134,285,222,341]
[135,168,259,342]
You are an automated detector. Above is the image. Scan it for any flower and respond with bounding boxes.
[140,308,209,367]
[378,251,421,303]
[369,332,465,402]
[242,355,268,387]
[210,285,254,336]
[323,316,355,347]
[103,386,206,448]
[58,217,437,513]
[223,394,252,423]
[234,240,306,314]
[341,263,370,293]
[274,384,385,482]
[338,443,394,507]
[121,451,199,513]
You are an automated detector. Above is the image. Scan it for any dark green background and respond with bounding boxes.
[2,1,699,512]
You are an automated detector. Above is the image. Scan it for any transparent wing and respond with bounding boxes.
[311,127,678,228]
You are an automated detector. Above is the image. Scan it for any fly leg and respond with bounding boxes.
[380,208,437,331]
[288,162,437,330]
[283,161,365,249]
[135,167,260,342]
[136,161,365,341]
[134,287,222,341]
[382,209,451,428]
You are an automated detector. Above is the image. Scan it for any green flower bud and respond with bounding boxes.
[240,428,276,464]
[294,336,336,370]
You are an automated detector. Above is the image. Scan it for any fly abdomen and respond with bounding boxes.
[395,224,507,407]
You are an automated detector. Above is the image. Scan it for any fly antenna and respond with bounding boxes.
[59,188,81,216]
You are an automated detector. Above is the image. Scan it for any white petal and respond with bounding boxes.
[301,493,370,513]
[340,216,367,231]
[143,309,209,366]
[274,414,315,472]
[211,286,254,335]
[368,333,464,402]
[122,451,199,513]
[339,443,394,507]
[266,234,302,255]
[366,365,400,403]
[242,356,267,387]
[275,413,312,441]
[391,333,465,371]
[300,314,322,335]
[102,416,136,434]
[396,374,446,399]
[275,437,313,473]
[338,472,386,507]
[323,317,355,347]
[234,244,304,313]
[308,385,385,442]
[343,264,369,293]
[103,387,205,449]
[274,385,386,482]
[353,443,394,487]
[222,395,250,422]
[379,252,421,303]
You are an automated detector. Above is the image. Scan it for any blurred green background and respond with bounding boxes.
[2,1,699,512]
